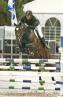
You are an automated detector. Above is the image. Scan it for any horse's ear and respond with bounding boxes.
[14,23,17,26]
[15,24,19,28]
[14,23,20,26]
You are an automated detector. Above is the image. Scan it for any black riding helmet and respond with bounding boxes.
[25,10,32,16]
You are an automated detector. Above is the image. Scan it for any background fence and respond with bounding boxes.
[0,26,61,59]
[0,71,61,93]
[0,26,62,97]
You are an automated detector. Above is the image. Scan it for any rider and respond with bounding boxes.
[19,10,48,48]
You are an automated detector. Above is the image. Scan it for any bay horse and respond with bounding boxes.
[15,24,51,59]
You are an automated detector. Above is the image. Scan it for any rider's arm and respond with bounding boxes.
[28,19,40,29]
[19,16,40,29]
[19,16,26,25]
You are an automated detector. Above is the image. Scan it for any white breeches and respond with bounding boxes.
[35,25,43,38]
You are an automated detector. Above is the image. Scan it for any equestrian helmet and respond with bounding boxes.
[25,10,32,16]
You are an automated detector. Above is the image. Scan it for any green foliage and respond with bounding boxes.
[0,0,33,25]
[9,86,14,89]
[39,80,45,85]
[0,0,7,12]
[0,0,10,25]
[38,87,44,90]
[15,0,33,20]
[10,79,15,82]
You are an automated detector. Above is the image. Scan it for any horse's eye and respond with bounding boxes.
[16,27,19,31]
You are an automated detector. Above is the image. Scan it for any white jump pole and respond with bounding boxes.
[0,58,59,71]
[0,65,56,70]
[0,58,59,64]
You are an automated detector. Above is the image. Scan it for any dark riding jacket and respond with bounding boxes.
[20,15,40,29]
[19,15,40,48]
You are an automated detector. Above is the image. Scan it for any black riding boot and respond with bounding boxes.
[40,38,49,48]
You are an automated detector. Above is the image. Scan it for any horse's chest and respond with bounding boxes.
[22,31,31,43]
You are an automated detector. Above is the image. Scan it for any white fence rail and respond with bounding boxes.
[0,71,61,93]
[0,58,60,71]
[0,58,60,63]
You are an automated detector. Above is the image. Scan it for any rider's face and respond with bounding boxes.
[26,15,32,20]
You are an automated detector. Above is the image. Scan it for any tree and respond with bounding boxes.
[0,0,10,25]
[16,0,33,21]
[0,0,33,25]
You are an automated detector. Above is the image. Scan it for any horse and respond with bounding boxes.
[15,24,51,59]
